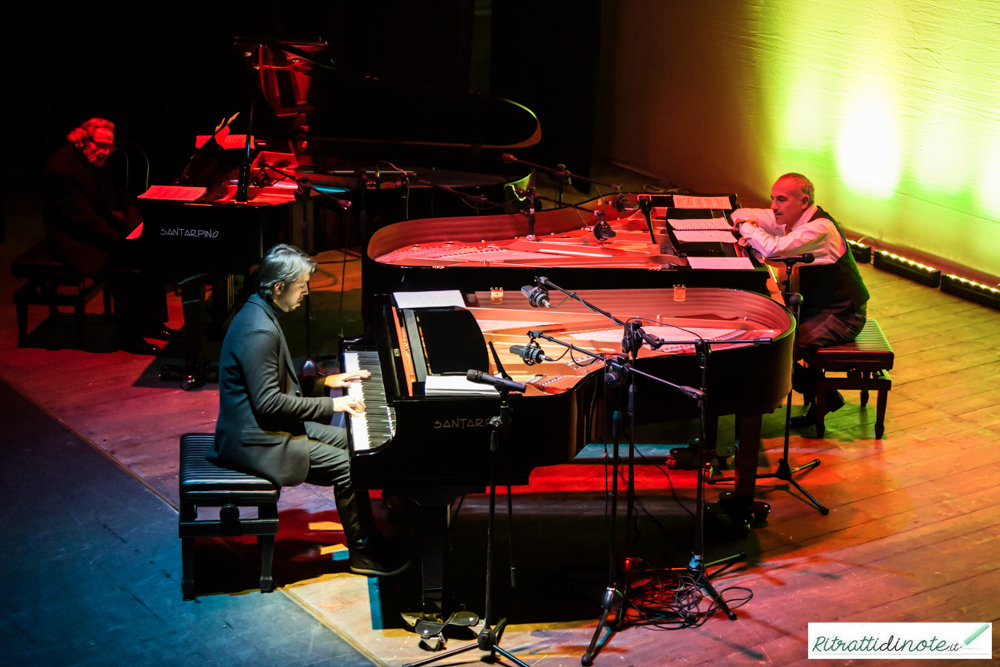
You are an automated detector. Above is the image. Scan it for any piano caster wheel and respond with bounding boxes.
[181,371,206,391]
[717,493,769,530]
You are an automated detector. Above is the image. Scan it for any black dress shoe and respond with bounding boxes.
[116,336,161,355]
[143,326,180,341]
[790,391,846,428]
[348,533,411,577]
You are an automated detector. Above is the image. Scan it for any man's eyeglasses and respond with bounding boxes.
[88,138,116,153]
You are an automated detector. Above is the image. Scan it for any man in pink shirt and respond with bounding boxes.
[732,173,869,428]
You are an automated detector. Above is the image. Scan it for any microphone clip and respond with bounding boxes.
[592,210,617,242]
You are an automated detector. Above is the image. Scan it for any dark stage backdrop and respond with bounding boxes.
[4,1,601,195]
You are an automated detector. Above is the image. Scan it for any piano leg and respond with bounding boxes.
[717,414,770,526]
[392,486,482,621]
[733,413,761,504]
[420,505,448,619]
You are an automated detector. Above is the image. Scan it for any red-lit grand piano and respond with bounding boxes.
[342,286,794,615]
[363,193,773,320]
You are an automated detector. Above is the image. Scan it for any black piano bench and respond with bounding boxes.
[11,241,112,347]
[179,433,280,599]
[813,318,894,439]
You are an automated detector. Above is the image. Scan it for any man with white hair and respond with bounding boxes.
[732,173,869,427]
[209,244,408,577]
[42,118,169,354]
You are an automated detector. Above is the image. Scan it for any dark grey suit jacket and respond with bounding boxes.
[209,294,334,487]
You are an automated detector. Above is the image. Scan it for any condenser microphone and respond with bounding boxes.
[521,285,552,308]
[510,344,556,365]
[466,369,527,393]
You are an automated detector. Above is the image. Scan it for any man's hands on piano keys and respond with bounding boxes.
[333,395,366,415]
[327,370,371,416]
[324,370,371,388]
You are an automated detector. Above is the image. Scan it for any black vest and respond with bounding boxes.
[797,207,869,315]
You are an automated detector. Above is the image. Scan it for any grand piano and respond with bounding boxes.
[343,286,794,616]
[131,38,542,379]
[362,191,773,324]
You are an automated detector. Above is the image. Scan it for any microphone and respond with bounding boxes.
[500,153,518,164]
[521,285,552,308]
[510,344,556,365]
[773,253,815,265]
[678,385,705,401]
[466,369,527,393]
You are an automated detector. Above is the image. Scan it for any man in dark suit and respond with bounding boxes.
[209,244,407,577]
[42,118,170,354]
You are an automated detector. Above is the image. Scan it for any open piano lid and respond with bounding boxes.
[235,38,541,172]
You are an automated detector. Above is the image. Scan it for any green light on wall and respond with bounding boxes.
[974,125,1000,220]
[835,88,902,199]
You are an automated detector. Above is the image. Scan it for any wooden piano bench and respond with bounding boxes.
[813,318,894,439]
[11,241,112,347]
[178,433,280,599]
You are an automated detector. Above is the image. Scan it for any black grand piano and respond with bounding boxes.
[343,287,794,616]
[131,38,542,378]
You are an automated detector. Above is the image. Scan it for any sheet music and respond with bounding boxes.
[687,256,755,270]
[138,185,208,201]
[674,230,737,244]
[424,375,498,396]
[393,290,467,309]
[668,217,731,231]
[672,195,732,210]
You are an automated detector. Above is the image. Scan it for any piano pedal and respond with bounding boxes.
[666,447,697,471]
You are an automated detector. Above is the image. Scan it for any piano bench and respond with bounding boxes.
[178,433,280,599]
[813,318,895,439]
[11,241,112,348]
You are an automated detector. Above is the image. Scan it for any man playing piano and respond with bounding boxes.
[732,173,869,426]
[209,244,408,577]
[42,118,170,354]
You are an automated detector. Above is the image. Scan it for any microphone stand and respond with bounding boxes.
[257,160,352,376]
[527,281,763,664]
[528,194,619,242]
[708,256,829,515]
[502,154,622,205]
[404,349,530,667]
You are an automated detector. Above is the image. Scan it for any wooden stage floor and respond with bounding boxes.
[2,203,999,665]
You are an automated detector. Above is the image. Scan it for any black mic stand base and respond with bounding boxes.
[581,585,624,666]
[708,392,829,516]
[674,554,740,622]
[403,619,530,667]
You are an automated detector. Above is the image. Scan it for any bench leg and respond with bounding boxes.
[861,389,870,407]
[182,536,196,599]
[75,299,87,348]
[815,390,826,438]
[103,283,113,320]
[16,300,28,347]
[258,535,275,593]
[875,389,888,440]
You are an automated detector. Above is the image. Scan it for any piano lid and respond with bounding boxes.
[235,38,541,171]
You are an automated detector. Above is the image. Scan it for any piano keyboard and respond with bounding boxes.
[343,350,396,453]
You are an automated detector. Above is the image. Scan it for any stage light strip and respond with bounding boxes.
[872,250,942,288]
[941,274,1000,311]
[848,239,871,263]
